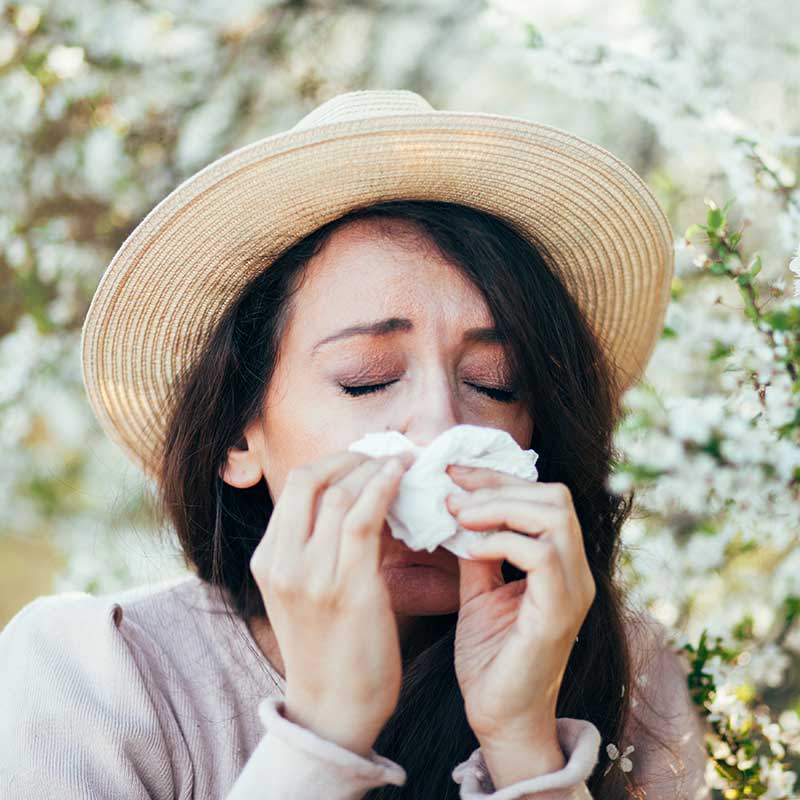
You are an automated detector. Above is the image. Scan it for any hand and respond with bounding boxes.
[445,464,596,744]
[250,448,415,757]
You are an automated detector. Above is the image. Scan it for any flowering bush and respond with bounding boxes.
[617,197,800,797]
[2,1,799,796]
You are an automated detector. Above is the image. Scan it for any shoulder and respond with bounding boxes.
[0,574,199,689]
[0,580,198,799]
[1,588,131,679]
[620,607,710,800]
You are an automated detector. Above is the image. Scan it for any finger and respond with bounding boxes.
[469,534,574,637]
[336,458,409,578]
[324,451,414,514]
[455,498,593,599]
[447,485,551,513]
[270,451,373,566]
[447,467,564,504]
[305,456,395,582]
[455,498,586,594]
[446,464,535,490]
[457,553,506,606]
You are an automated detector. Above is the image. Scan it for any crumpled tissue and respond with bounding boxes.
[347,424,539,560]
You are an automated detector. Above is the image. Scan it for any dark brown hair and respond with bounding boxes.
[155,199,669,798]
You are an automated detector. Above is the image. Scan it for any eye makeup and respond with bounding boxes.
[336,379,518,403]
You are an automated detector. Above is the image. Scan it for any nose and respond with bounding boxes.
[396,369,461,448]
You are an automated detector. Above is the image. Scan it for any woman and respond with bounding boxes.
[0,90,708,799]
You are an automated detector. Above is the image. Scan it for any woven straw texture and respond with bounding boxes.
[80,89,674,479]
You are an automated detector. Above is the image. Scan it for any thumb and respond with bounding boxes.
[458,549,506,607]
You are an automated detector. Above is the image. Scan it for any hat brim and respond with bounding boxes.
[80,110,674,478]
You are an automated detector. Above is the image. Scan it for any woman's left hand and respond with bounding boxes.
[445,463,596,746]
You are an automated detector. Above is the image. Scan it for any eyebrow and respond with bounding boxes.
[310,317,506,356]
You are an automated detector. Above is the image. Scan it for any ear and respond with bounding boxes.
[218,427,266,488]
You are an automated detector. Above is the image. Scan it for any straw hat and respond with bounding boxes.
[81,88,674,480]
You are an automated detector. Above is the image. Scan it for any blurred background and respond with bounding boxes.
[2,1,799,794]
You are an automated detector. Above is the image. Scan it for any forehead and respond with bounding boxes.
[294,219,493,325]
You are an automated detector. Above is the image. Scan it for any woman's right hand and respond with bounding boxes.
[250,449,415,758]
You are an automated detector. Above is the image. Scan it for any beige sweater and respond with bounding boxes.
[0,574,708,799]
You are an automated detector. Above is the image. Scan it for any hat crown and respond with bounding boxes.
[293,89,435,131]
[82,85,674,479]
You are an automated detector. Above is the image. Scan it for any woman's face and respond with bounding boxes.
[224,217,533,620]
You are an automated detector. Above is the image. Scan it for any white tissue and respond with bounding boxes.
[347,424,539,560]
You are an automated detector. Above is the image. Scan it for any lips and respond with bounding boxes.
[387,558,433,568]
[383,547,436,568]
[380,521,457,572]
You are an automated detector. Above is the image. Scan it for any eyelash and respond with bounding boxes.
[338,380,518,404]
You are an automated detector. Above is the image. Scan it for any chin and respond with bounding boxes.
[382,563,460,616]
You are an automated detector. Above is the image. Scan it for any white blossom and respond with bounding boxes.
[46,45,86,79]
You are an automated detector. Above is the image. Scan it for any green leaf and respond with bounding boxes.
[784,596,800,626]
[708,207,724,230]
[710,261,729,275]
[733,615,754,641]
[698,629,709,660]
[763,310,790,331]
[709,341,733,361]
[684,223,706,240]
[744,304,759,322]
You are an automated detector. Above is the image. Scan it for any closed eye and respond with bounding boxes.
[338,380,518,403]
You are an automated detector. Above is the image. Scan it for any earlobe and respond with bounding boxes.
[219,437,264,488]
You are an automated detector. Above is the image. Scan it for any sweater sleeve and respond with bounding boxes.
[0,594,178,800]
[451,717,600,799]
[449,611,711,800]
[224,696,407,800]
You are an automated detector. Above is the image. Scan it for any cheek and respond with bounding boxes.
[265,429,371,504]
[261,410,339,491]
[462,406,526,438]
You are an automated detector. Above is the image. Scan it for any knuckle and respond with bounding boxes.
[556,483,573,503]
[268,567,302,597]
[305,579,339,607]
[366,458,393,482]
[249,552,265,578]
[556,507,573,527]
[347,569,382,602]
[249,543,272,578]
[539,538,559,562]
[342,514,373,539]
[322,485,354,509]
